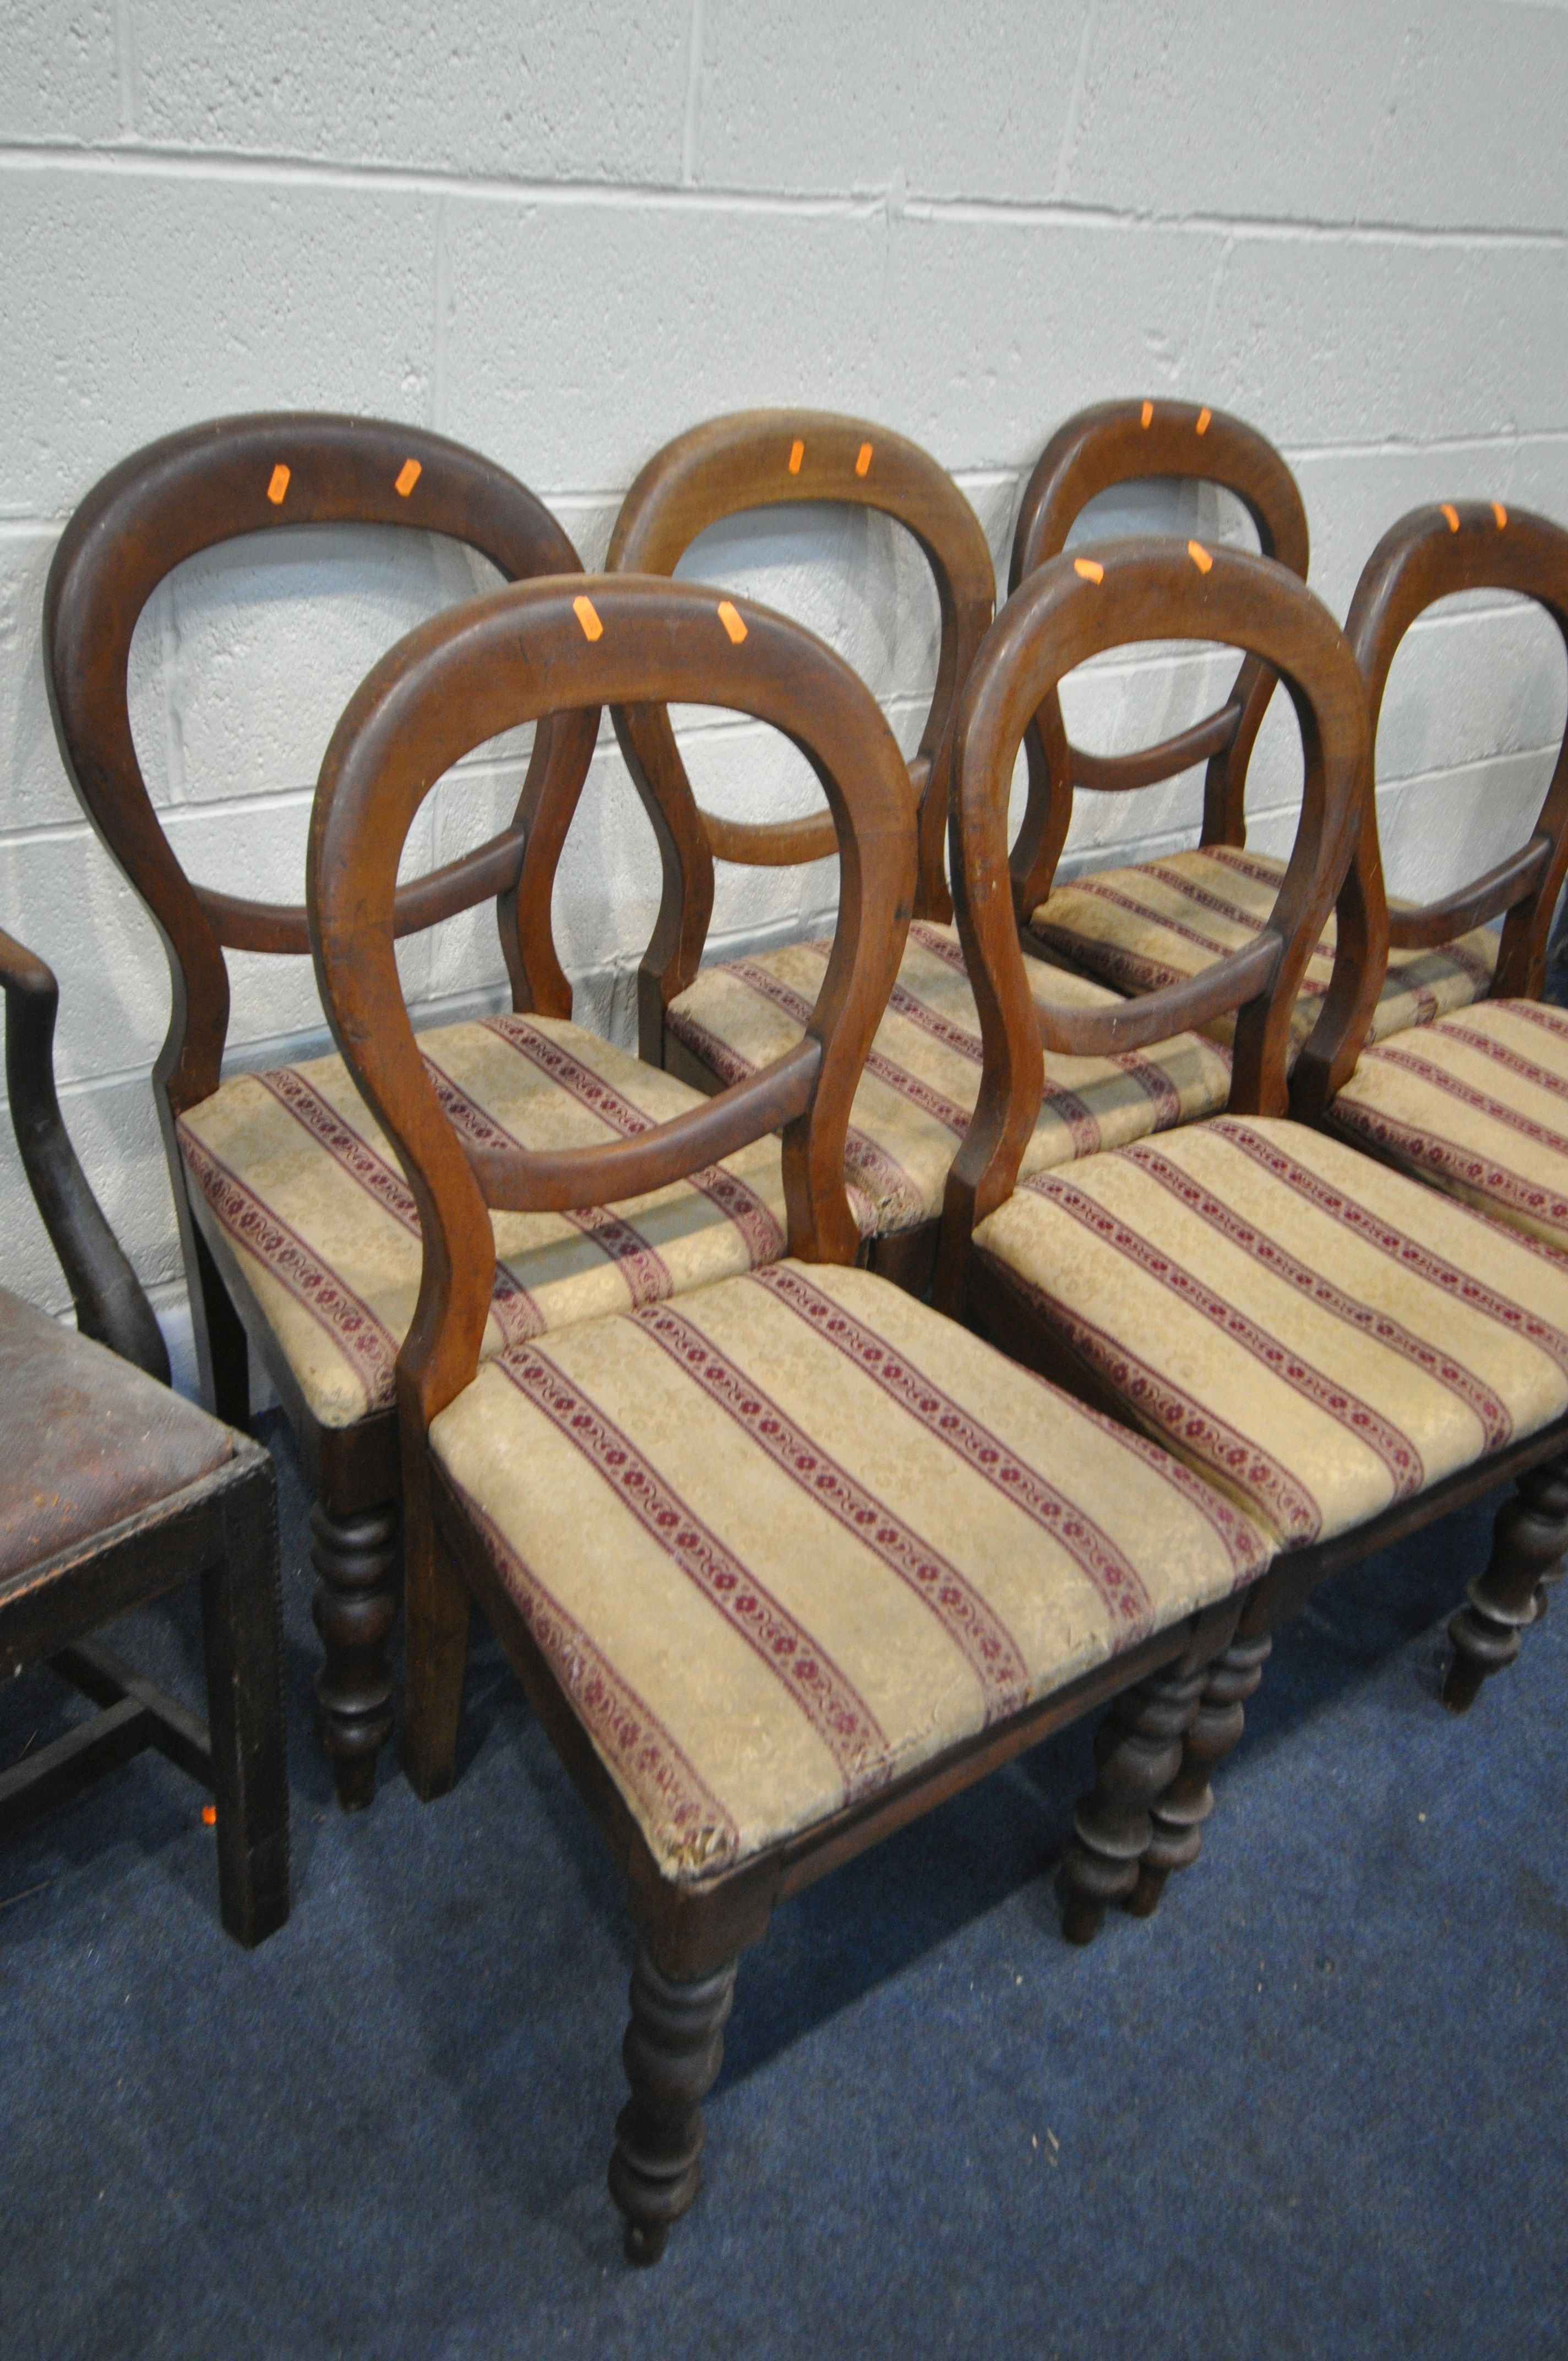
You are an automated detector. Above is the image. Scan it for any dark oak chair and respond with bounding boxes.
[934,534,1568,1941]
[44,412,616,1809]
[609,410,1233,1296]
[1303,501,1568,1702]
[308,572,1281,2261]
[1,928,286,1946]
[1011,398,1499,1056]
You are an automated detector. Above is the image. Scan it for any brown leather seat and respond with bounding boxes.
[0,1286,232,1581]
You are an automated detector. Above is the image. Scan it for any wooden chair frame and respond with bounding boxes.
[307,570,1257,2262]
[43,412,598,1809]
[605,409,996,1070]
[1,929,287,1946]
[1293,500,1568,1117]
[1006,398,1310,931]
[938,533,1568,1941]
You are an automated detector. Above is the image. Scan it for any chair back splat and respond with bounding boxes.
[309,574,916,1431]
[1295,501,1568,1116]
[938,537,1367,1295]
[1006,399,1309,926]
[607,410,995,1051]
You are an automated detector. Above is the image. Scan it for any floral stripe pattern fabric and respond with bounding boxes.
[972,1116,1568,1549]
[429,1261,1271,1883]
[1327,1000,1568,1255]
[666,922,1233,1238]
[1027,845,1498,1054]
[176,1013,868,1429]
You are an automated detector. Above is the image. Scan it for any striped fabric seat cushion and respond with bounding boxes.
[429,1260,1271,1883]
[972,1117,1568,1551]
[667,920,1233,1238]
[1027,846,1498,1054]
[178,1013,866,1430]
[1327,1000,1568,1255]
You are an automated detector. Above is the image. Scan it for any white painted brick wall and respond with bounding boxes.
[2,0,1565,1378]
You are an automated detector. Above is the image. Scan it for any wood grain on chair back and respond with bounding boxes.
[939,540,1368,1270]
[308,574,917,1427]
[44,414,597,1122]
[1007,400,1310,922]
[606,410,994,1019]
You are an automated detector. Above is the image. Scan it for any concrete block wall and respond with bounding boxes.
[2,1,1565,1381]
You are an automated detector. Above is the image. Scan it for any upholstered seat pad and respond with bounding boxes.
[1327,1000,1568,1254]
[178,1013,862,1430]
[431,1261,1270,1884]
[667,922,1233,1237]
[1027,846,1498,1054]
[973,1117,1568,1551]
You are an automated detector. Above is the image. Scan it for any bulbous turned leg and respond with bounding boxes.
[1129,1630,1272,1920]
[310,1499,398,1810]
[1059,1660,1208,1946]
[608,1947,736,2266]
[1445,1451,1568,1715]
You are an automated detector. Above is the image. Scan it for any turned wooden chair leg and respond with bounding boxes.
[608,1945,737,2266]
[1445,1450,1568,1713]
[1129,1630,1272,1921]
[310,1498,398,1810]
[1059,1658,1209,1946]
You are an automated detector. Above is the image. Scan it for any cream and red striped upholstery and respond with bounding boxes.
[178,1013,869,1429]
[972,1117,1568,1551]
[1027,846,1498,1054]
[667,920,1234,1239]
[429,1260,1271,1881]
[1327,1000,1568,1255]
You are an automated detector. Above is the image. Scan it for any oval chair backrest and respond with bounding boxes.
[940,540,1368,1263]
[1006,399,1310,924]
[309,575,917,1427]
[45,413,596,1120]
[606,410,995,1036]
[1352,500,1568,994]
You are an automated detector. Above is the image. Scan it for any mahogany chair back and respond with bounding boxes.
[606,410,994,1048]
[1295,502,1568,1114]
[308,574,916,1432]
[938,538,1368,1279]
[1006,399,1310,924]
[44,414,598,1131]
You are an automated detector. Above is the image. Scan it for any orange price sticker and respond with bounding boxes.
[1196,407,1212,436]
[855,442,873,477]
[1440,503,1461,533]
[1140,400,1154,428]
[395,458,422,498]
[201,1804,217,1826]
[266,464,291,505]
[1492,501,1508,529]
[573,595,603,643]
[717,600,747,645]
[1188,539,1213,574]
[788,438,805,475]
[1073,557,1104,585]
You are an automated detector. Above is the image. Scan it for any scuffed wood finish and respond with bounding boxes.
[1294,502,1568,1116]
[937,538,1366,1288]
[43,412,596,1808]
[1006,399,1310,922]
[605,409,995,1058]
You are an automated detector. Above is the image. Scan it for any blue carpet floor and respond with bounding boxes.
[1,1407,1562,2360]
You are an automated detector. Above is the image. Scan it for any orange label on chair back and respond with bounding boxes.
[788,439,805,475]
[716,600,747,644]
[1196,407,1211,435]
[1073,557,1104,584]
[1493,502,1509,529]
[266,464,291,505]
[1441,503,1461,532]
[573,595,603,642]
[1188,539,1213,574]
[1140,400,1154,428]
[855,442,873,477]
[395,458,422,497]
